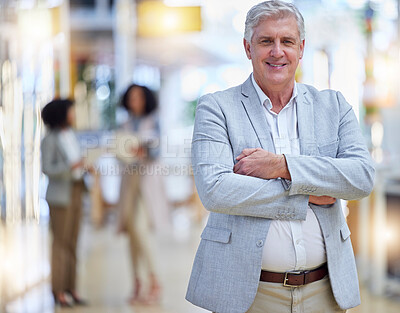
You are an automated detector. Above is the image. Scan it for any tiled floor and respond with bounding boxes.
[4,207,400,313]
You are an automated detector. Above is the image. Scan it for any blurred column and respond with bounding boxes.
[59,0,71,98]
[371,167,388,295]
[362,1,390,296]
[358,196,370,284]
[113,0,136,95]
[398,0,400,104]
[159,69,183,134]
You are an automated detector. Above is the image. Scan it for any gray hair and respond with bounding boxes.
[244,0,305,42]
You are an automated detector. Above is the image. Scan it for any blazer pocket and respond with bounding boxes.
[340,223,351,241]
[201,226,232,244]
[318,139,339,157]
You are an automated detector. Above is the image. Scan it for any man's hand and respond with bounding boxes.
[233,148,291,180]
[309,195,336,205]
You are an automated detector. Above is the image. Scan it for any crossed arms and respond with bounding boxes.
[191,92,375,220]
[233,148,336,206]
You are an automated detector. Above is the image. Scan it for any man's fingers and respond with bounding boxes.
[309,195,336,205]
[234,159,250,175]
[320,196,336,203]
[233,162,239,173]
[236,148,258,160]
[236,149,252,161]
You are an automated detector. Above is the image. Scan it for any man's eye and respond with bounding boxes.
[283,40,294,44]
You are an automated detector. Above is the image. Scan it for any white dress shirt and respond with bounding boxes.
[251,75,326,272]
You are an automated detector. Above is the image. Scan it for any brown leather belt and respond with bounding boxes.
[260,263,328,287]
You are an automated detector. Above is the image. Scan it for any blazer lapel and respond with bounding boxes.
[240,76,274,151]
[296,84,317,156]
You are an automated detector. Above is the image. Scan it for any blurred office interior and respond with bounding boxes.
[1,0,400,312]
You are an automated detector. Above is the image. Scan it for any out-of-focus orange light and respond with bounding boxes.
[137,1,201,37]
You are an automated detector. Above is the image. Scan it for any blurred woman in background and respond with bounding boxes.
[41,99,87,307]
[117,84,170,304]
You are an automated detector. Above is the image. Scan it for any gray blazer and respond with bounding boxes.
[186,76,375,313]
[41,130,73,207]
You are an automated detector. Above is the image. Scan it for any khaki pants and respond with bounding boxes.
[49,180,84,294]
[246,276,346,313]
[118,171,156,278]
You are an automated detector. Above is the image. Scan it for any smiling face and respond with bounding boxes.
[244,15,304,95]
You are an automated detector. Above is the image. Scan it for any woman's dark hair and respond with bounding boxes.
[121,84,157,116]
[41,99,74,129]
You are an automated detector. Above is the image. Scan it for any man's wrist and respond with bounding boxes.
[279,154,291,180]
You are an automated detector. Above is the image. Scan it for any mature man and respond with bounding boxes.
[186,1,375,313]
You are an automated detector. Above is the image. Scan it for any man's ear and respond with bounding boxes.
[299,39,305,59]
[243,38,251,60]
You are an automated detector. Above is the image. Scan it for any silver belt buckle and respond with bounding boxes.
[283,270,303,287]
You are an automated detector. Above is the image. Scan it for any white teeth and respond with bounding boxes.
[269,63,284,67]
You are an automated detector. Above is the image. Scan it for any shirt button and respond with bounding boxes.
[296,239,301,245]
[256,240,264,247]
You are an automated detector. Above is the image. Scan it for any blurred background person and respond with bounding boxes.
[41,99,88,307]
[116,84,169,304]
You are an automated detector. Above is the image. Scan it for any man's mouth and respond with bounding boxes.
[267,63,286,68]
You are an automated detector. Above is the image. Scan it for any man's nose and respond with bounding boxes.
[270,42,284,58]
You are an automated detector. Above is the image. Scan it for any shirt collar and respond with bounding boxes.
[251,73,298,111]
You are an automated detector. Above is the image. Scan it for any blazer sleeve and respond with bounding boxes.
[41,133,71,179]
[192,94,309,220]
[285,91,375,200]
